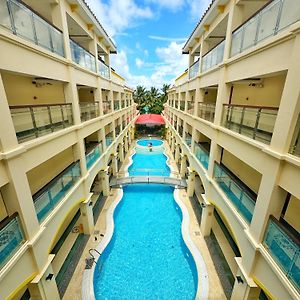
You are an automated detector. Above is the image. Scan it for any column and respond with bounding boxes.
[171,136,175,153]
[180,154,187,177]
[28,255,60,300]
[99,167,110,196]
[80,195,94,234]
[187,168,196,197]
[200,202,214,237]
[94,84,103,115]
[230,258,260,300]
[207,141,221,179]
[111,153,118,176]
[119,143,125,162]
[124,135,129,153]
[175,145,180,163]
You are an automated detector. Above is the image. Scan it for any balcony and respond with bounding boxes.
[180,101,185,111]
[194,143,209,170]
[10,103,73,143]
[187,101,194,115]
[189,59,199,79]
[105,134,113,147]
[115,125,121,137]
[197,103,215,122]
[103,101,112,115]
[178,126,183,137]
[98,59,110,79]
[80,102,99,122]
[231,0,300,57]
[185,133,192,147]
[202,40,225,73]
[174,100,179,109]
[0,0,64,57]
[114,101,120,111]
[263,216,300,293]
[33,161,81,222]
[70,39,96,73]
[86,146,101,169]
[0,213,25,269]
[213,163,256,223]
[222,104,278,144]
[289,117,300,157]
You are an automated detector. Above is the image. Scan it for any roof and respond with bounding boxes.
[79,0,117,53]
[182,0,216,53]
[135,114,165,125]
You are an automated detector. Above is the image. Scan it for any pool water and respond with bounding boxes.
[93,140,198,299]
[137,139,163,146]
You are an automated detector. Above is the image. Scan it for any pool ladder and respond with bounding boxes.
[89,248,101,264]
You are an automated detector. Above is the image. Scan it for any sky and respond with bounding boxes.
[85,0,211,89]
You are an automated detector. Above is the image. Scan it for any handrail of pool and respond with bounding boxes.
[88,248,101,265]
[110,176,187,188]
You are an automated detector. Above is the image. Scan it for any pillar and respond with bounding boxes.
[119,143,125,162]
[100,167,110,196]
[124,135,129,153]
[80,195,94,234]
[200,202,214,237]
[230,258,260,300]
[175,145,180,163]
[187,168,196,197]
[28,256,60,300]
[111,153,118,176]
[180,154,187,177]
[171,136,175,153]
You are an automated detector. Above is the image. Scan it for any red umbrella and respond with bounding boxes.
[135,114,165,125]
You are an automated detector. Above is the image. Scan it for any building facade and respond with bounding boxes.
[164,0,300,299]
[0,0,137,299]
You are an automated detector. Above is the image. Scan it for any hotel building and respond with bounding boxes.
[164,0,300,299]
[0,0,137,299]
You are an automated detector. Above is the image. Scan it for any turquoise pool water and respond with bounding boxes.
[93,140,198,299]
[137,139,163,146]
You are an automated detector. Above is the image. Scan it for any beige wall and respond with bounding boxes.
[203,89,218,103]
[222,150,262,194]
[0,192,8,221]
[27,147,74,195]
[78,88,94,102]
[2,72,65,105]
[231,74,286,107]
[284,195,300,232]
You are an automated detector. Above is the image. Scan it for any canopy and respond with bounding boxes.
[135,114,165,125]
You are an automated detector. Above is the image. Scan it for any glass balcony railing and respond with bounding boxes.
[289,117,300,157]
[98,59,110,79]
[0,0,64,56]
[178,126,183,137]
[231,0,300,57]
[86,146,101,169]
[213,163,256,223]
[189,59,199,79]
[222,104,278,144]
[33,161,81,222]
[0,213,25,269]
[197,103,215,122]
[70,39,96,73]
[194,143,209,170]
[80,102,99,122]
[202,40,225,73]
[180,101,185,111]
[185,133,192,147]
[10,103,73,143]
[115,126,121,136]
[174,101,179,108]
[263,216,300,293]
[187,101,194,115]
[105,135,114,147]
[103,101,112,115]
[114,102,120,111]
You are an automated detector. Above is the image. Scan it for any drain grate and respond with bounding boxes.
[85,258,94,269]
[194,231,201,236]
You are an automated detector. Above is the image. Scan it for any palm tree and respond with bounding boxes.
[133,85,146,106]
[161,84,170,103]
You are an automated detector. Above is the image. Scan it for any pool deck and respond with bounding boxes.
[63,140,226,300]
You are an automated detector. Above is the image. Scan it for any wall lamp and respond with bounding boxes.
[45,273,54,281]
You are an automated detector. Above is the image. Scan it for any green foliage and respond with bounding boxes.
[133,84,171,114]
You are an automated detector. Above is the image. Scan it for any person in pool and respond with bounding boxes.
[148,142,153,152]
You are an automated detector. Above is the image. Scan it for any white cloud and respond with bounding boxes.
[135,58,144,68]
[111,42,188,89]
[85,0,153,36]
[148,35,187,42]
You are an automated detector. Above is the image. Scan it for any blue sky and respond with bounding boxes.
[86,0,211,88]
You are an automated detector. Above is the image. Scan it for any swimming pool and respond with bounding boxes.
[91,140,206,299]
[137,139,163,146]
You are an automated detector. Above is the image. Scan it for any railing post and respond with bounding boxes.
[47,106,54,132]
[60,105,66,128]
[253,108,261,140]
[239,107,245,134]
[30,107,38,138]
[6,0,17,34]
